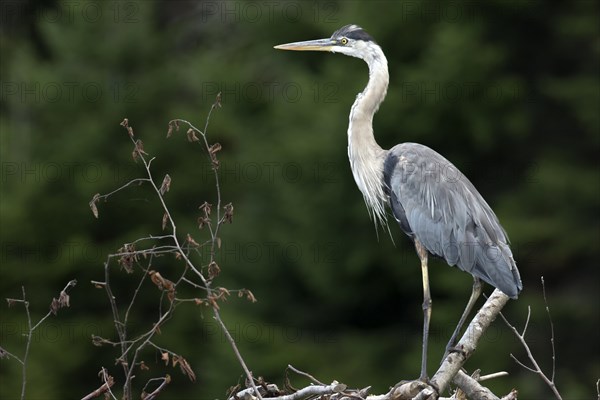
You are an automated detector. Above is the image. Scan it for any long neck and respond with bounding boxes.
[347,46,389,228]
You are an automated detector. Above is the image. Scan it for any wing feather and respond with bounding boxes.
[383,143,522,298]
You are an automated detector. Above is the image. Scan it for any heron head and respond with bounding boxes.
[274,24,378,60]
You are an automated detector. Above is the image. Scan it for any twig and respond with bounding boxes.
[0,346,23,364]
[5,280,77,400]
[122,307,175,388]
[141,376,171,400]
[102,258,131,395]
[123,253,154,327]
[80,368,115,400]
[94,178,151,202]
[214,308,263,400]
[541,276,557,383]
[499,278,563,400]
[287,364,326,386]
[20,287,31,400]
[172,100,222,262]
[478,372,509,382]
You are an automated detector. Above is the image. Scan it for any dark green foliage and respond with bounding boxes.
[1,1,598,399]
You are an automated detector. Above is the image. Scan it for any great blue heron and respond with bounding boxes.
[275,25,522,380]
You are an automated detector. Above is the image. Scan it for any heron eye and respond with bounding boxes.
[341,37,348,45]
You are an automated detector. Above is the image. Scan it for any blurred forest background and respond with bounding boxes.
[1,0,598,399]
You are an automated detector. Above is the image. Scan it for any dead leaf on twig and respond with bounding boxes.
[208,143,221,169]
[207,289,230,309]
[149,270,176,302]
[187,128,200,142]
[223,203,234,223]
[194,298,205,306]
[131,138,148,162]
[132,139,148,162]
[186,234,200,248]
[208,261,220,279]
[120,118,134,137]
[198,201,212,229]
[238,289,257,303]
[89,193,100,218]
[167,120,179,138]
[50,284,75,315]
[208,142,222,155]
[199,201,211,216]
[162,212,169,230]
[173,355,196,382]
[118,244,136,273]
[160,174,171,195]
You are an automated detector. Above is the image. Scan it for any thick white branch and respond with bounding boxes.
[453,370,499,400]
[230,383,343,400]
[385,289,511,400]
[430,289,510,395]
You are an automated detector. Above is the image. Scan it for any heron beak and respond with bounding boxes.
[274,38,336,52]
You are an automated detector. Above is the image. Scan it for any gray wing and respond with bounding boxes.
[383,143,522,298]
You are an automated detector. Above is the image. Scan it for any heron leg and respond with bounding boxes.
[415,239,431,382]
[443,277,482,359]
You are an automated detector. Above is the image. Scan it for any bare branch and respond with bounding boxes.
[101,259,131,394]
[0,346,23,364]
[4,280,77,400]
[430,289,510,395]
[89,178,151,218]
[20,287,30,400]
[509,354,537,373]
[478,372,509,382]
[141,375,171,400]
[541,276,557,383]
[287,364,326,386]
[231,382,344,400]
[89,105,258,399]
[453,370,500,400]
[521,306,531,337]
[214,308,263,400]
[123,255,152,326]
[499,280,563,400]
[80,368,115,400]
[374,290,514,400]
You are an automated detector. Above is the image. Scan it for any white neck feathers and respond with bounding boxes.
[347,45,389,229]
